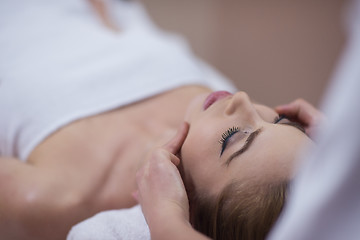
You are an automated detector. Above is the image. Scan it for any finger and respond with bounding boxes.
[167,152,181,166]
[163,122,189,154]
[275,102,301,117]
[135,175,144,205]
[275,100,315,125]
[152,148,182,167]
[275,104,303,121]
[132,190,140,203]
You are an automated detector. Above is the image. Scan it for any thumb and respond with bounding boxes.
[163,122,189,154]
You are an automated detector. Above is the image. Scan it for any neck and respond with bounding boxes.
[127,85,211,168]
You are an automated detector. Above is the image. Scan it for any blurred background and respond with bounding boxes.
[141,0,345,107]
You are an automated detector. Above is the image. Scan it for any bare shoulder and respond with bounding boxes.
[0,110,141,239]
[0,156,76,239]
[0,145,137,239]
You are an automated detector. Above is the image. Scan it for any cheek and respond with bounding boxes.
[184,94,208,122]
[181,130,206,173]
[181,125,218,182]
[180,138,201,190]
[184,122,220,162]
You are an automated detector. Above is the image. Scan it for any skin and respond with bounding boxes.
[0,3,212,239]
[0,85,211,240]
[137,93,323,240]
[0,2,325,239]
[181,91,312,196]
[136,123,209,240]
[88,0,120,32]
[0,85,315,240]
[275,98,325,138]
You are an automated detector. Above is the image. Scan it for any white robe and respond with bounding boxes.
[268,0,360,239]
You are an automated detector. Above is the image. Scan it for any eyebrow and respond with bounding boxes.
[279,121,306,134]
[224,127,263,166]
[223,121,306,166]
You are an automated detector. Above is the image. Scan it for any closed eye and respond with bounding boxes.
[219,126,241,156]
[222,116,306,167]
[274,115,306,134]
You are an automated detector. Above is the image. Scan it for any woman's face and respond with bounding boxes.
[180,91,312,196]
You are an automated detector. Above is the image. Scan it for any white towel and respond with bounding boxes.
[67,205,150,240]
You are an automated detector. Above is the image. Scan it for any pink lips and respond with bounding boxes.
[203,91,232,110]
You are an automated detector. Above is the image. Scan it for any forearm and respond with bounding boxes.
[135,123,208,239]
[150,217,210,240]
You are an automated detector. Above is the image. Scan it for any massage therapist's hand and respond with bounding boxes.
[135,122,192,239]
[275,98,325,137]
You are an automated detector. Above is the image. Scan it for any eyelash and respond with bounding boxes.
[219,126,240,155]
[273,115,285,124]
[219,126,240,144]
[219,115,287,155]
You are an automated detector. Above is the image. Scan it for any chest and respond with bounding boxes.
[26,86,208,208]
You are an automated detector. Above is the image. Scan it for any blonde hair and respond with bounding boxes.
[189,179,288,240]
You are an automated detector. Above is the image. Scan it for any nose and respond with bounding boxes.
[224,91,258,119]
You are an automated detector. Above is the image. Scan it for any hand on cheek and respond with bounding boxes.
[135,122,190,231]
[275,98,325,137]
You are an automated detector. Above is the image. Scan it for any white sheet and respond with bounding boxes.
[67,205,150,240]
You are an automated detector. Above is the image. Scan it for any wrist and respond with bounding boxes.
[149,211,191,240]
